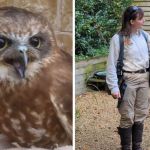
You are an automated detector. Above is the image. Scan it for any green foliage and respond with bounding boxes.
[75,0,133,58]
[75,108,81,119]
[75,45,108,62]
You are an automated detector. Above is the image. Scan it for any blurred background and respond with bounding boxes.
[0,0,72,55]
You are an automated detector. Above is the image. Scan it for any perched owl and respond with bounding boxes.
[0,6,72,149]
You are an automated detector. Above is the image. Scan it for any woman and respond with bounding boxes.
[106,6,150,150]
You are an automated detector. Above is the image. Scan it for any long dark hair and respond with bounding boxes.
[119,6,144,36]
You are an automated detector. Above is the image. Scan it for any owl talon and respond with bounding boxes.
[11,142,22,148]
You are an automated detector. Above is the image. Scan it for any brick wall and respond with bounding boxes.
[134,0,150,33]
[0,0,72,54]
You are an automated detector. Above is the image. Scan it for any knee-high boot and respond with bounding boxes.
[132,122,143,150]
[118,127,132,150]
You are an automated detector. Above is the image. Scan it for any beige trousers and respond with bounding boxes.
[118,72,149,128]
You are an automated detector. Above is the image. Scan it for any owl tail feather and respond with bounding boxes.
[13,62,25,78]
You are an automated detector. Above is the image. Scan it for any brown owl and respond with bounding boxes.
[0,6,72,149]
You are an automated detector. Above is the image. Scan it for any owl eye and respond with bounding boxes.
[29,37,41,48]
[0,37,8,50]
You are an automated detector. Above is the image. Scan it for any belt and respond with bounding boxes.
[123,68,149,74]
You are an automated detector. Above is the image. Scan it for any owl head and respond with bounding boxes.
[0,6,57,81]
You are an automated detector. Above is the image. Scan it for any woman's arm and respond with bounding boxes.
[106,34,121,98]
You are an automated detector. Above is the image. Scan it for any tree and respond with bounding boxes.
[75,0,133,57]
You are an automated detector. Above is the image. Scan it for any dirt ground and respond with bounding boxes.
[75,91,150,150]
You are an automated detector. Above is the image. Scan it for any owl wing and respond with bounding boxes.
[49,49,72,140]
[50,89,72,140]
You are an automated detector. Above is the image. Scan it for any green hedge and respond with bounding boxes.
[75,0,133,59]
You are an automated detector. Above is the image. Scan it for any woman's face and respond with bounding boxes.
[131,15,145,30]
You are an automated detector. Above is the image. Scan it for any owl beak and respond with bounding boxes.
[21,50,28,67]
[14,62,26,78]
[14,46,28,78]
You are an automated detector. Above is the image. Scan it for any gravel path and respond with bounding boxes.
[75,91,150,150]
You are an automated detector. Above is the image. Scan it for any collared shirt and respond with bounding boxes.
[106,30,150,94]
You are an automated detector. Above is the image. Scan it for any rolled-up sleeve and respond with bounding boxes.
[106,34,120,94]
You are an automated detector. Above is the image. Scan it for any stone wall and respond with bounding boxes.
[134,0,150,33]
[75,57,107,95]
[0,0,72,54]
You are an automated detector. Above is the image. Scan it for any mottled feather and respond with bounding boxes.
[0,6,72,149]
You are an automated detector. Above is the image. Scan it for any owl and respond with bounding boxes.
[0,6,72,149]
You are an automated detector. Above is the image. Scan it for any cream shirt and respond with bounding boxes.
[106,30,150,94]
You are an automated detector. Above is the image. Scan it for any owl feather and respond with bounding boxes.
[0,6,72,149]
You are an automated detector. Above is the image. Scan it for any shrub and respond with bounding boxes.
[75,0,133,57]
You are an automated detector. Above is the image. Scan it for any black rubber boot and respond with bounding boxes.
[132,122,143,150]
[118,127,132,150]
